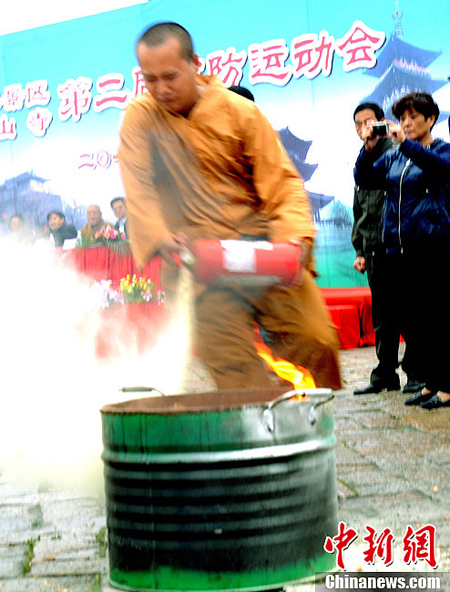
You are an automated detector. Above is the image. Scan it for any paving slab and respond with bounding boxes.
[1,345,450,592]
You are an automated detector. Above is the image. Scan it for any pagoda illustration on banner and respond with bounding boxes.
[362,1,449,122]
[278,127,334,222]
[278,0,448,224]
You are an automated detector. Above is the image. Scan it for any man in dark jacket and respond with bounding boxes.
[47,211,77,248]
[110,197,128,238]
[351,103,420,395]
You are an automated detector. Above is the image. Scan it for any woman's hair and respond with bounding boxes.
[392,92,440,128]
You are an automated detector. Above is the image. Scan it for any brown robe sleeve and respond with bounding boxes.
[118,99,172,269]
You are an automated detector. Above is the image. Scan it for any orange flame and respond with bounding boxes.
[255,341,316,392]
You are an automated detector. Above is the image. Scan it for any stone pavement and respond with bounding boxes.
[1,344,450,592]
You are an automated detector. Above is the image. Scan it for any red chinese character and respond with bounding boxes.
[248,39,292,86]
[0,114,17,141]
[26,107,53,137]
[363,525,395,566]
[25,80,51,108]
[2,84,25,112]
[57,76,93,122]
[335,20,385,72]
[402,524,438,569]
[130,67,148,100]
[96,149,112,169]
[78,153,96,169]
[291,30,335,79]
[206,47,247,86]
[324,521,358,570]
[197,57,206,74]
[93,73,130,112]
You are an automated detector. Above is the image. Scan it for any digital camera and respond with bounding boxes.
[372,122,389,137]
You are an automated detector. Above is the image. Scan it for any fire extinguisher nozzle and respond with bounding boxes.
[179,249,196,269]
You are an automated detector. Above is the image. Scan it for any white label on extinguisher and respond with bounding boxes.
[220,240,257,273]
[252,241,274,250]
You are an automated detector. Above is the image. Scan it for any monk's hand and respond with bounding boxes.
[289,239,311,285]
[158,233,188,266]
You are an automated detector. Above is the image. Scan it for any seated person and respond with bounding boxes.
[7,214,33,244]
[46,211,77,247]
[110,197,128,238]
[80,205,113,242]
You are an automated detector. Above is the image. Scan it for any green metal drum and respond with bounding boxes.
[100,387,338,591]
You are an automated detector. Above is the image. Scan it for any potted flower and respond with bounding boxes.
[92,275,167,359]
[81,226,130,255]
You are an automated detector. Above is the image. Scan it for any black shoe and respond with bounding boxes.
[403,380,426,394]
[354,382,400,395]
[420,394,450,410]
[404,389,434,406]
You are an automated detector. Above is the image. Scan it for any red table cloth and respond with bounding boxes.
[320,287,375,348]
[58,246,163,289]
[58,247,374,350]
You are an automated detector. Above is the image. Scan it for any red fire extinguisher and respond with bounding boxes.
[182,239,301,286]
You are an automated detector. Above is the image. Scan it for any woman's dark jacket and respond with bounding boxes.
[354,137,450,253]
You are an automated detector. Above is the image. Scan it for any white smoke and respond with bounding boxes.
[0,239,193,491]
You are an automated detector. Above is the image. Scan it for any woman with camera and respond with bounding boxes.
[354,91,450,410]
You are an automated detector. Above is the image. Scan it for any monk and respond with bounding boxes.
[118,22,342,390]
[80,204,114,242]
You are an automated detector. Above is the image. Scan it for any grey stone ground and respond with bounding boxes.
[1,344,450,591]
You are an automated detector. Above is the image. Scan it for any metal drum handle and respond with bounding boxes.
[261,389,334,433]
[119,386,166,396]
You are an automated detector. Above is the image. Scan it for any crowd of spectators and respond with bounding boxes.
[0,198,128,249]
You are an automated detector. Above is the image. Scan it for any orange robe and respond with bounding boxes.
[119,75,341,390]
[81,220,114,241]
